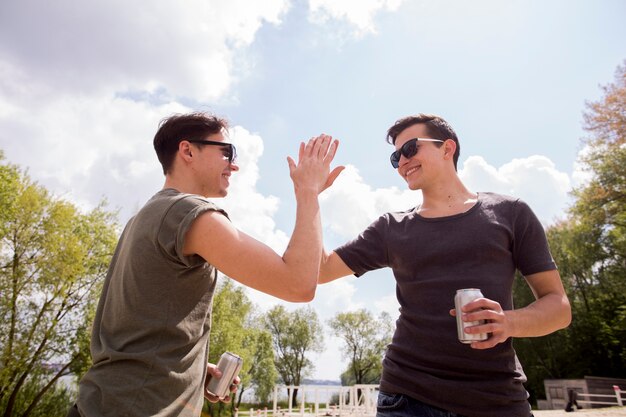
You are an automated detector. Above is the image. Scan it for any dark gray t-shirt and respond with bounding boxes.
[77,189,227,417]
[335,192,556,417]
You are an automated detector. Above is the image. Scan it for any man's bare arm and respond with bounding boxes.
[319,249,354,284]
[185,135,343,302]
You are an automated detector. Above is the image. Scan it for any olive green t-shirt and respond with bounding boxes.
[77,189,227,417]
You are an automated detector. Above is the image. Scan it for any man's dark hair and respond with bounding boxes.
[153,112,229,174]
[386,114,460,170]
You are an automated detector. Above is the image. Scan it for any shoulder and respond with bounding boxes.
[478,192,528,213]
[160,189,228,219]
[385,207,418,223]
[479,191,520,206]
[361,209,415,233]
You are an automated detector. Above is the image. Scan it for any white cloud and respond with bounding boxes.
[0,96,292,263]
[308,0,403,36]
[460,155,572,225]
[570,145,594,189]
[321,154,572,241]
[374,294,400,319]
[0,93,185,218]
[0,0,289,102]
[0,0,294,232]
[220,126,289,253]
[320,165,420,238]
[313,278,363,320]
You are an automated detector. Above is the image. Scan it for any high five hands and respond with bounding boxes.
[287,134,344,194]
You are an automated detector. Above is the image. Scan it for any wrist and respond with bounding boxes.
[504,309,519,338]
[294,186,320,200]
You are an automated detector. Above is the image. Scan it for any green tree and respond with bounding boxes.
[0,155,118,417]
[246,331,278,404]
[263,306,323,403]
[513,61,626,404]
[565,60,626,377]
[329,309,393,386]
[206,279,276,416]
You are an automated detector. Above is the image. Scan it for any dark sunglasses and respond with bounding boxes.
[188,139,237,164]
[390,138,445,168]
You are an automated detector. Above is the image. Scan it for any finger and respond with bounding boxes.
[463,298,500,313]
[287,156,296,175]
[464,309,502,323]
[298,141,306,162]
[206,364,222,378]
[470,339,497,350]
[205,392,220,403]
[323,139,339,163]
[461,299,484,312]
[310,135,326,159]
[303,137,317,158]
[449,309,456,317]
[322,166,345,191]
[317,135,332,158]
[464,321,494,335]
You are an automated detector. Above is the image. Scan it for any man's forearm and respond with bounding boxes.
[280,189,322,299]
[507,292,571,338]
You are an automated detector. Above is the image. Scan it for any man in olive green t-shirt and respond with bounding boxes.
[68,113,344,417]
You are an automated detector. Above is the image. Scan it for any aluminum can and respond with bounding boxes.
[205,352,243,399]
[455,288,488,343]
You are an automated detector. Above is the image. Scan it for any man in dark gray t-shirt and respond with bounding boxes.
[319,114,571,417]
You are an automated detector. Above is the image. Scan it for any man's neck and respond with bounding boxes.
[163,174,201,197]
[418,177,477,218]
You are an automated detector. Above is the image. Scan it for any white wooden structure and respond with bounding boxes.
[238,384,379,417]
[576,385,624,408]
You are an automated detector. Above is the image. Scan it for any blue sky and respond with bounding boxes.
[0,0,624,381]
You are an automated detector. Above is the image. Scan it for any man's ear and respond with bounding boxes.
[443,139,457,161]
[179,140,194,162]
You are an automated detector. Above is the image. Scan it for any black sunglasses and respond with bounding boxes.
[188,139,237,164]
[390,138,445,168]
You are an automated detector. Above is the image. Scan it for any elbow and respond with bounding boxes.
[286,281,317,303]
[294,284,317,303]
[563,300,572,328]
[559,295,572,329]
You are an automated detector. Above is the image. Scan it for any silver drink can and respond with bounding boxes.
[205,352,243,399]
[455,288,488,343]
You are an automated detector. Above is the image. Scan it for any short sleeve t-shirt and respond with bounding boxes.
[77,189,227,417]
[335,192,556,417]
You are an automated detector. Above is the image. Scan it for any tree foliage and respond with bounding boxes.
[206,279,277,416]
[263,306,323,402]
[513,61,626,404]
[329,309,393,386]
[0,155,118,417]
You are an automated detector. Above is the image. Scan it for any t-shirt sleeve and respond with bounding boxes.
[512,199,557,276]
[334,214,389,277]
[159,196,229,267]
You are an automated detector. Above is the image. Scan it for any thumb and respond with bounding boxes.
[207,363,222,378]
[287,156,296,175]
[322,166,345,192]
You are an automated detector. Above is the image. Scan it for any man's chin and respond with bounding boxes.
[204,189,228,198]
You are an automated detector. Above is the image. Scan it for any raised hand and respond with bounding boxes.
[287,134,344,195]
